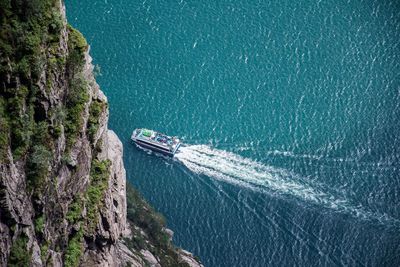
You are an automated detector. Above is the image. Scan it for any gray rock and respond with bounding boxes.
[179,249,205,267]
[140,250,161,267]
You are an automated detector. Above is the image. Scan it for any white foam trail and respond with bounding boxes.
[175,145,399,225]
[176,145,340,207]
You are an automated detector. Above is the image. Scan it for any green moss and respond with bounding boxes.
[64,228,83,267]
[8,232,31,267]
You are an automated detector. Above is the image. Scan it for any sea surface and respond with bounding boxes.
[66,0,400,266]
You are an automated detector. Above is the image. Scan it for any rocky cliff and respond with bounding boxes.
[0,0,202,266]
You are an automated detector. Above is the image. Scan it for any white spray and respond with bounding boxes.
[175,145,398,225]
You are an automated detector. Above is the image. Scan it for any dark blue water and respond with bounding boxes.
[66,0,400,266]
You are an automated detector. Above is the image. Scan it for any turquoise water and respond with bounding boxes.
[67,0,400,266]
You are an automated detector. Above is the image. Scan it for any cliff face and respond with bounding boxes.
[0,1,201,266]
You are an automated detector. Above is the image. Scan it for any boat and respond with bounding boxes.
[131,128,181,157]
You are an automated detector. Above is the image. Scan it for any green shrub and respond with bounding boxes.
[51,106,64,138]
[126,184,167,246]
[30,54,46,80]
[0,97,10,162]
[32,121,51,143]
[66,76,89,107]
[49,8,63,34]
[0,39,12,57]
[8,233,31,267]
[0,1,11,18]
[64,25,89,153]
[52,124,62,138]
[25,0,48,19]
[87,99,106,142]
[26,144,51,192]
[67,25,87,54]
[7,86,34,160]
[125,182,193,266]
[23,33,41,54]
[0,0,64,162]
[61,154,74,167]
[26,121,53,193]
[34,215,45,234]
[66,25,87,74]
[64,228,83,267]
[85,159,111,233]
[40,242,49,262]
[66,197,83,224]
[17,57,31,79]
[64,74,89,152]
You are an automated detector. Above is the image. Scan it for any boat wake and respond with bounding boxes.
[175,145,399,226]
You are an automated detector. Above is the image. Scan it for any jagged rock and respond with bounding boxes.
[164,228,174,241]
[140,250,161,267]
[179,250,204,267]
[115,242,145,267]
[81,130,128,265]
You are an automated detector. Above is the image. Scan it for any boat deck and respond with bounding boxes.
[131,128,181,156]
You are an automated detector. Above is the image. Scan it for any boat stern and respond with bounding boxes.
[172,141,181,156]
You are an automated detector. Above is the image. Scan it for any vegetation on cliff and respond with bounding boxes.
[64,24,89,152]
[0,0,105,264]
[0,0,64,262]
[0,1,201,266]
[7,232,31,267]
[125,183,194,267]
[0,0,63,162]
